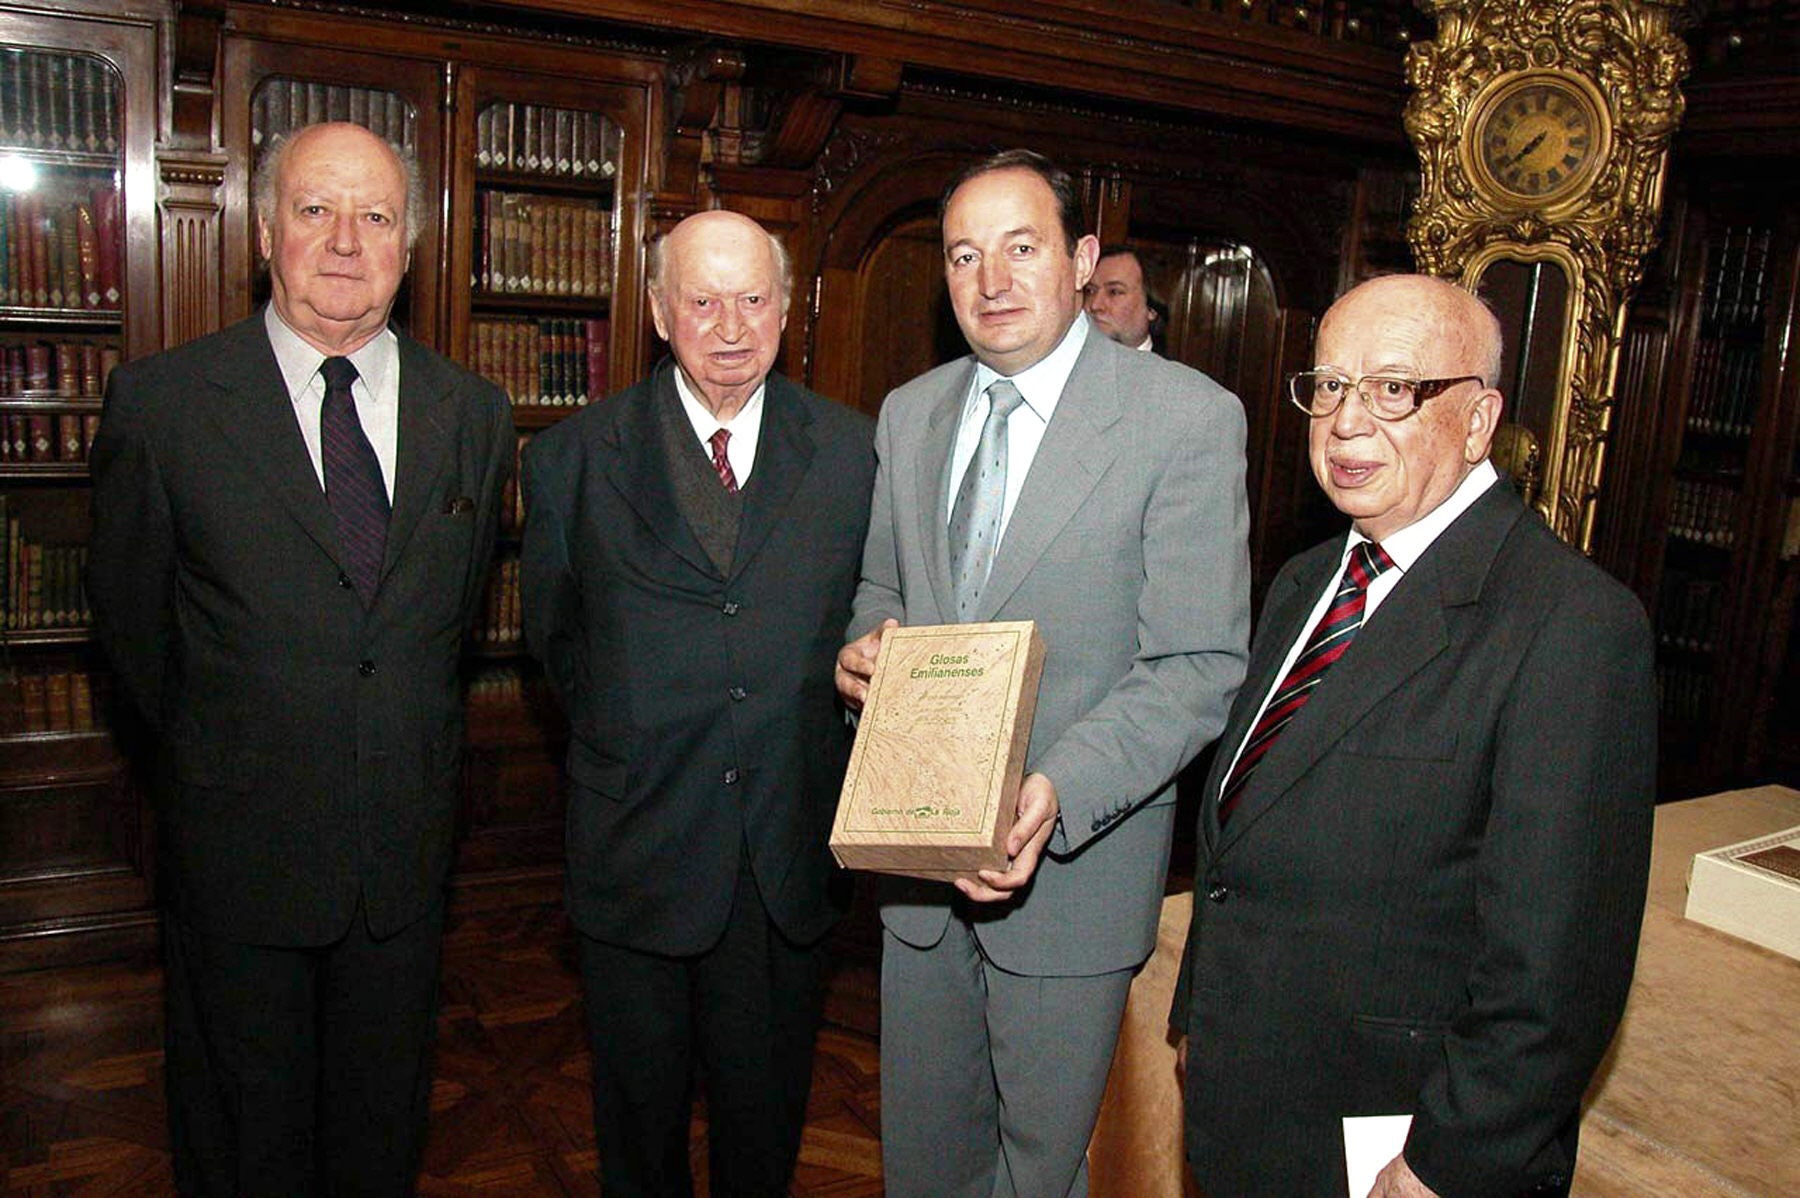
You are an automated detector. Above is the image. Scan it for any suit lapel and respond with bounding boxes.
[197,317,342,565]
[730,374,813,579]
[977,328,1121,621]
[605,362,721,579]
[380,334,454,587]
[1201,549,1334,851]
[920,359,976,621]
[1215,484,1527,853]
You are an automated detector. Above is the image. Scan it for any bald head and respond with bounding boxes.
[1323,274,1504,393]
[647,210,792,418]
[1307,273,1504,541]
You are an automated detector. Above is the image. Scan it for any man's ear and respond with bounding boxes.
[256,215,272,262]
[1072,234,1101,292]
[1464,386,1504,464]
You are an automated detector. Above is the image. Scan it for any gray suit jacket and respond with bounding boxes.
[850,323,1250,976]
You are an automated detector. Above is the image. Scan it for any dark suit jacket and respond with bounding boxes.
[1172,482,1656,1198]
[520,363,875,956]
[88,312,514,946]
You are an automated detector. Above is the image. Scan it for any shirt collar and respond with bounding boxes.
[673,364,765,438]
[1345,459,1501,573]
[971,311,1091,423]
[264,304,397,402]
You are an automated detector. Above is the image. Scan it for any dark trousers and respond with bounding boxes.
[577,862,829,1198]
[161,901,445,1198]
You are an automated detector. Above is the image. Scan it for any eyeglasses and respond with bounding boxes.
[1288,370,1484,421]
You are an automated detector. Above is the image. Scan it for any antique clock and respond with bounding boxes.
[1404,0,1691,549]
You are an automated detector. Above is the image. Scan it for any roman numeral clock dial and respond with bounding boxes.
[1471,74,1608,206]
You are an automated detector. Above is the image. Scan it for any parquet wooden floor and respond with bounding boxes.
[1,901,887,1196]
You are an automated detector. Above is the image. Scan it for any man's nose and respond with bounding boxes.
[327,212,360,255]
[978,257,1011,298]
[716,304,745,340]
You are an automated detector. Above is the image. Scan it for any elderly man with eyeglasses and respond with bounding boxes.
[1170,273,1657,1198]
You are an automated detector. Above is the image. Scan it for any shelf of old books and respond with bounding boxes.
[0,46,117,748]
[471,101,617,423]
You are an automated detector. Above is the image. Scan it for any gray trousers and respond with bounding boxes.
[879,919,1135,1198]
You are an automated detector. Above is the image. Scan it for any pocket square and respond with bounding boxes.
[442,496,476,514]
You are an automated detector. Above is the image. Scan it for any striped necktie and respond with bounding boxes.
[1218,540,1395,825]
[319,355,390,605]
[948,379,1026,618]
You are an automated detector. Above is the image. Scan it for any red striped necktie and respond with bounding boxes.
[1218,540,1395,825]
[709,427,739,494]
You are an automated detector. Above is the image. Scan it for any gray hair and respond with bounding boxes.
[252,123,425,252]
[647,223,793,314]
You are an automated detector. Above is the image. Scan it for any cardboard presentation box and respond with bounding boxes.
[831,621,1045,881]
[1685,823,1800,961]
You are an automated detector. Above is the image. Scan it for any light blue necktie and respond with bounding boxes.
[948,379,1026,618]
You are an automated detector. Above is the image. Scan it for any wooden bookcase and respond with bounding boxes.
[0,5,163,972]
[1601,170,1800,798]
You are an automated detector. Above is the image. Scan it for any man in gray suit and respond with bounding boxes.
[835,149,1250,1197]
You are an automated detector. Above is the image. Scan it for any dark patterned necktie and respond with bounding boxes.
[948,379,1027,618]
[319,356,389,604]
[709,427,739,494]
[1218,540,1395,825]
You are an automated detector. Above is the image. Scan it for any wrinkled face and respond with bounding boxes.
[258,123,410,354]
[650,213,786,416]
[1084,252,1153,347]
[942,168,1099,375]
[1307,278,1501,542]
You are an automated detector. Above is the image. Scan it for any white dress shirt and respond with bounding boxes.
[675,368,764,486]
[265,305,400,502]
[945,312,1091,534]
[1216,460,1501,793]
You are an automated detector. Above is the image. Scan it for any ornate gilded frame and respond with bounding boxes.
[1403,0,1691,549]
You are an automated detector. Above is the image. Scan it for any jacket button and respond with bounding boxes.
[358,659,377,677]
[723,767,739,785]
[337,572,353,589]
[722,600,741,616]
[728,686,747,701]
[1206,884,1230,903]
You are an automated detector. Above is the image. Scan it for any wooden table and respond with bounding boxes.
[1088,786,1800,1197]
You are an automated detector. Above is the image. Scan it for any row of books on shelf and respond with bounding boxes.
[1,338,119,396]
[499,434,530,538]
[476,103,617,180]
[3,517,89,633]
[3,412,99,464]
[0,187,123,311]
[473,318,607,408]
[1655,574,1720,654]
[252,80,416,153]
[0,50,120,156]
[477,191,612,298]
[1,666,105,737]
[475,558,522,648]
[1685,336,1761,438]
[1667,478,1738,548]
[1655,662,1710,725]
[1702,225,1772,329]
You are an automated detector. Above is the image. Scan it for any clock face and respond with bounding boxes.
[1476,79,1604,203]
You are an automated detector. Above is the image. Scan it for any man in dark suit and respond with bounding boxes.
[1083,245,1164,354]
[835,150,1249,1197]
[1172,273,1656,1198]
[520,209,875,1197]
[87,122,514,1195]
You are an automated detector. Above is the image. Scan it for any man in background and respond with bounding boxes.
[1084,244,1163,353]
[88,122,514,1195]
[1173,273,1655,1198]
[837,150,1249,1197]
[522,209,874,1197]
